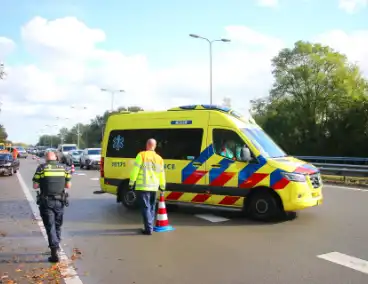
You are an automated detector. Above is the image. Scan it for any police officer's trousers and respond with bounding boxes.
[137,191,157,232]
[39,198,64,249]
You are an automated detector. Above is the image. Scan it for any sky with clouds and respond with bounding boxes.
[0,0,367,144]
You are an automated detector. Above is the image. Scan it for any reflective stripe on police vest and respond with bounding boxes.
[43,171,66,177]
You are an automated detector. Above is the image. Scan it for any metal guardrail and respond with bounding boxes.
[296,156,368,179]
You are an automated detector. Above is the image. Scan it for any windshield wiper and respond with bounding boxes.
[271,155,288,158]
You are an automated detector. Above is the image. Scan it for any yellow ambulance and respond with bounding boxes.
[100,105,323,221]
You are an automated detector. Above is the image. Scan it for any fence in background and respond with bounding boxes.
[296,156,368,182]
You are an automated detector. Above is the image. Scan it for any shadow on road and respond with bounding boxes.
[0,197,298,228]
[0,200,34,220]
[67,228,145,237]
[0,252,50,264]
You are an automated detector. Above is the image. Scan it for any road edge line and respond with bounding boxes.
[327,184,368,192]
[16,171,84,284]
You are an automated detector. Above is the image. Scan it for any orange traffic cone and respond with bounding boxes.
[71,164,75,174]
[153,191,174,232]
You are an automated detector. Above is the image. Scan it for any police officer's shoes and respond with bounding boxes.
[48,248,59,263]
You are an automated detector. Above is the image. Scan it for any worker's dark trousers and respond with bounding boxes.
[137,191,157,232]
[39,199,64,249]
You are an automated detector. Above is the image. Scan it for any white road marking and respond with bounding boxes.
[17,172,84,284]
[90,177,99,181]
[327,184,368,192]
[317,252,368,274]
[73,173,86,176]
[195,214,230,223]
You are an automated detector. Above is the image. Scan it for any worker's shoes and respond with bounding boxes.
[141,229,152,235]
[48,248,59,263]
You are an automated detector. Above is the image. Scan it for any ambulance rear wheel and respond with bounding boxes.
[120,185,139,209]
[246,190,282,221]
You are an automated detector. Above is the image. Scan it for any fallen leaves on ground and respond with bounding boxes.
[19,261,78,283]
[70,248,82,261]
[0,248,84,283]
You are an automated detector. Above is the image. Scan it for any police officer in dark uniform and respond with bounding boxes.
[32,151,71,262]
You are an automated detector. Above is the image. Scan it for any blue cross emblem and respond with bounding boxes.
[113,135,124,151]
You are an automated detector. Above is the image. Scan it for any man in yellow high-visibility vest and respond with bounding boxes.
[129,138,166,235]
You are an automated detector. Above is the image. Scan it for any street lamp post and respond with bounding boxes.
[45,124,58,148]
[189,34,230,105]
[56,117,69,143]
[100,88,125,112]
[70,106,87,148]
[37,130,45,146]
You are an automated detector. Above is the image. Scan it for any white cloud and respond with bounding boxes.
[257,0,279,7]
[21,16,105,60]
[339,0,368,13]
[0,37,16,59]
[316,30,368,75]
[1,16,368,144]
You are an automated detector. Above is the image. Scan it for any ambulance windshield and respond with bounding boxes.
[241,127,286,158]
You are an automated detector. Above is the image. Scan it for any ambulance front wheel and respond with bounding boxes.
[245,189,283,221]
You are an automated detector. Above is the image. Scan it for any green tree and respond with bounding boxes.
[0,124,8,142]
[37,135,61,148]
[252,40,368,156]
[59,127,69,143]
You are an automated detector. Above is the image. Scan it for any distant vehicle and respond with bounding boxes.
[0,153,19,176]
[13,146,28,158]
[34,146,48,157]
[65,150,83,166]
[57,144,78,163]
[80,148,101,169]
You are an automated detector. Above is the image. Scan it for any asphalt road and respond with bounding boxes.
[1,158,368,284]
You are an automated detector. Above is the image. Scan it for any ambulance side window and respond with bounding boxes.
[107,130,146,158]
[106,128,203,160]
[212,129,252,161]
[161,129,203,160]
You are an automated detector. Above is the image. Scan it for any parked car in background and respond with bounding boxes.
[57,144,78,163]
[13,146,28,158]
[0,153,20,176]
[35,146,48,157]
[65,150,83,166]
[45,148,57,154]
[80,148,101,169]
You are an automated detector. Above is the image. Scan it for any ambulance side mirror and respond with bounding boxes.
[241,146,251,162]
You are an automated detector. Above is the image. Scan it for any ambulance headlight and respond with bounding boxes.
[282,172,306,182]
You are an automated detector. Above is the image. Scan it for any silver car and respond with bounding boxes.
[14,146,28,159]
[80,148,101,169]
[65,150,83,166]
